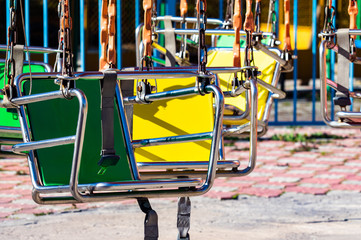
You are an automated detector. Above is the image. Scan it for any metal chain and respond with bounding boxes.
[323,0,336,33]
[180,0,188,60]
[197,0,207,74]
[243,0,257,89]
[99,0,117,70]
[4,0,17,88]
[224,0,234,29]
[58,0,74,98]
[244,0,254,67]
[255,0,261,33]
[348,0,358,58]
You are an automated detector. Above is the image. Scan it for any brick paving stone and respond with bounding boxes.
[292,152,319,159]
[331,184,361,191]
[345,160,361,167]
[245,172,273,177]
[237,187,283,198]
[242,176,271,183]
[287,169,315,175]
[286,186,329,195]
[299,183,330,188]
[256,155,280,162]
[342,180,361,185]
[317,157,346,163]
[16,208,52,215]
[0,184,18,190]
[329,167,359,174]
[0,193,21,198]
[332,152,358,159]
[346,175,361,181]
[269,176,301,183]
[259,165,288,171]
[204,191,237,200]
[252,184,285,190]
[0,212,12,219]
[9,213,37,220]
[314,173,345,179]
[301,163,330,169]
[300,178,343,185]
[0,198,13,204]
[14,184,33,190]
[277,158,303,167]
[276,172,315,179]
[211,186,238,192]
[0,206,21,213]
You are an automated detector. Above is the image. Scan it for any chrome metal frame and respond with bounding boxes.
[8,70,224,204]
[215,48,285,137]
[0,60,53,143]
[138,77,258,179]
[320,39,361,128]
[0,44,61,54]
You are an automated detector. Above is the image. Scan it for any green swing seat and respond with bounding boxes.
[22,77,134,186]
[0,62,48,140]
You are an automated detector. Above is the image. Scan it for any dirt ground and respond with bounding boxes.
[1,191,361,240]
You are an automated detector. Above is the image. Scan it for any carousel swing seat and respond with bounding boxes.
[10,69,225,204]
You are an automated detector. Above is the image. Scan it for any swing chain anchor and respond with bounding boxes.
[177,196,191,240]
[137,198,159,240]
[196,73,213,96]
[197,0,208,74]
[4,0,17,94]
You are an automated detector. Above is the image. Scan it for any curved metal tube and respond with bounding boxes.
[69,83,224,202]
[12,72,225,203]
[319,40,361,128]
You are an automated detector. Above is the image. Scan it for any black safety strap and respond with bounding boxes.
[14,44,24,80]
[98,70,120,175]
[164,16,177,67]
[334,29,351,108]
[137,198,159,240]
[177,197,191,240]
[7,44,24,109]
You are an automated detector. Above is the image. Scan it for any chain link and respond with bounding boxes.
[4,0,17,88]
[57,0,74,98]
[323,0,336,34]
[197,0,207,74]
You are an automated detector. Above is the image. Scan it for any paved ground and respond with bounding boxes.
[1,126,361,239]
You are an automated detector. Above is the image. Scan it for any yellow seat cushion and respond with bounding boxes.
[133,77,214,162]
[207,49,279,125]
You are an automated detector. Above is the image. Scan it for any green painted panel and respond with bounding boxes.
[24,79,133,186]
[0,63,46,139]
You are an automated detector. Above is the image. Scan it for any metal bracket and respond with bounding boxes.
[177,197,191,240]
[137,198,159,240]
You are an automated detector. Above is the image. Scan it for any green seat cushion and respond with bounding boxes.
[24,79,133,186]
[0,62,46,138]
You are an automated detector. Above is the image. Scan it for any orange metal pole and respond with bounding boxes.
[284,0,292,51]
[348,0,358,39]
[143,0,153,58]
[99,0,109,70]
[244,0,254,32]
[107,0,116,67]
[180,0,188,17]
[233,0,241,67]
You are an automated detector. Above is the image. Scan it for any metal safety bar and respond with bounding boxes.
[152,16,223,25]
[155,29,275,36]
[319,40,361,128]
[9,71,224,204]
[0,44,61,54]
[139,77,258,179]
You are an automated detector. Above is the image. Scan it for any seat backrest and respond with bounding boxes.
[0,62,47,139]
[23,78,133,186]
[132,77,214,162]
[207,48,279,125]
